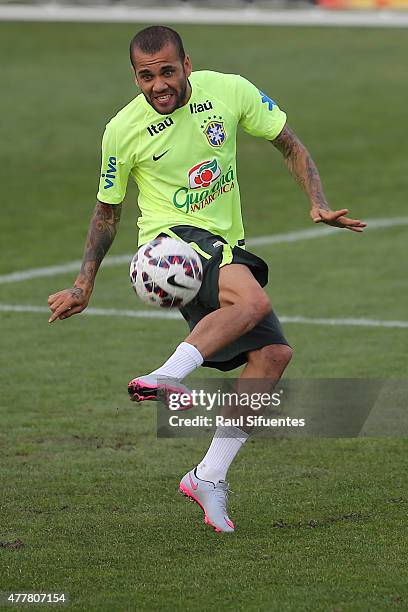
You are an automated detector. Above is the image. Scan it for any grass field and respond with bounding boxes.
[1,21,408,611]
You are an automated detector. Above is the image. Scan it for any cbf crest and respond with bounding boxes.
[201,116,227,148]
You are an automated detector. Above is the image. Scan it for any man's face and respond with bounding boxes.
[132,43,192,115]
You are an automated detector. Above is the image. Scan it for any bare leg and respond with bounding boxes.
[185,264,272,358]
[219,344,293,433]
[191,269,292,485]
[195,344,293,481]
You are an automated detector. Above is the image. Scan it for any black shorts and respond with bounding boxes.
[160,226,290,372]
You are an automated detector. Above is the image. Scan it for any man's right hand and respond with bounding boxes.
[47,201,121,323]
[48,287,91,323]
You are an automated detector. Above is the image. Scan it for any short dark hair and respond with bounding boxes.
[130,26,186,69]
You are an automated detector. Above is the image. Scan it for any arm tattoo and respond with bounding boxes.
[76,201,122,290]
[272,125,330,212]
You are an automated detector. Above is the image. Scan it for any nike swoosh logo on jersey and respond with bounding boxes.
[167,274,190,289]
[189,473,198,491]
[153,150,170,161]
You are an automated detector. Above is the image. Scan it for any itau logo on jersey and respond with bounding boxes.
[188,159,221,189]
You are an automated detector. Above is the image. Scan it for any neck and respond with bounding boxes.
[181,79,192,107]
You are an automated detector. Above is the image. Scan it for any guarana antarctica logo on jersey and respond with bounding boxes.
[201,115,227,147]
[172,159,235,214]
[188,159,221,189]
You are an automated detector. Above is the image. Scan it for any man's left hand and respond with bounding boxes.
[311,207,367,233]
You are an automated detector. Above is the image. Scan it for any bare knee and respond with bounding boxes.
[218,264,272,326]
[248,344,293,376]
[244,293,272,324]
[220,290,272,325]
[265,344,293,368]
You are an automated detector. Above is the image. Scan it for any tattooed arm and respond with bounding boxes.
[272,125,366,232]
[48,201,122,323]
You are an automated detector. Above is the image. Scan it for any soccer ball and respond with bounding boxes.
[130,237,203,308]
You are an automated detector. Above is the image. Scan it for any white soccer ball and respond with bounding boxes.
[130,237,203,308]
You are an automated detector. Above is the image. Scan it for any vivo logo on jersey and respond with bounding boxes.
[102,156,117,189]
[147,117,174,136]
[190,100,213,114]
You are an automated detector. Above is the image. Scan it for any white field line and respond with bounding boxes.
[247,215,408,246]
[1,215,407,330]
[1,303,408,329]
[1,215,407,286]
[280,316,408,329]
[1,5,408,27]
[0,304,181,319]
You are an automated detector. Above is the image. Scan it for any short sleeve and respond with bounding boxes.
[235,75,287,141]
[96,121,133,204]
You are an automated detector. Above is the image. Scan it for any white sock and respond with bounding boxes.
[148,341,203,381]
[196,426,249,484]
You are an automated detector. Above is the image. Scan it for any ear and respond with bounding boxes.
[184,55,192,78]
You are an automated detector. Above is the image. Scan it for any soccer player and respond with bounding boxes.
[48,26,366,533]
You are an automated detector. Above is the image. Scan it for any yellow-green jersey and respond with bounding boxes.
[97,70,286,247]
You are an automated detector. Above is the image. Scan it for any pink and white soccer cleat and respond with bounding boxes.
[179,468,235,533]
[128,375,193,410]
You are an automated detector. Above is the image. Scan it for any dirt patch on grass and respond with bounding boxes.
[0,538,25,549]
[273,511,365,529]
[20,505,69,515]
[72,434,135,451]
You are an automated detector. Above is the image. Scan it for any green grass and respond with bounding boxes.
[1,22,408,611]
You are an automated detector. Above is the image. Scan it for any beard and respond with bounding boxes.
[145,77,189,115]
